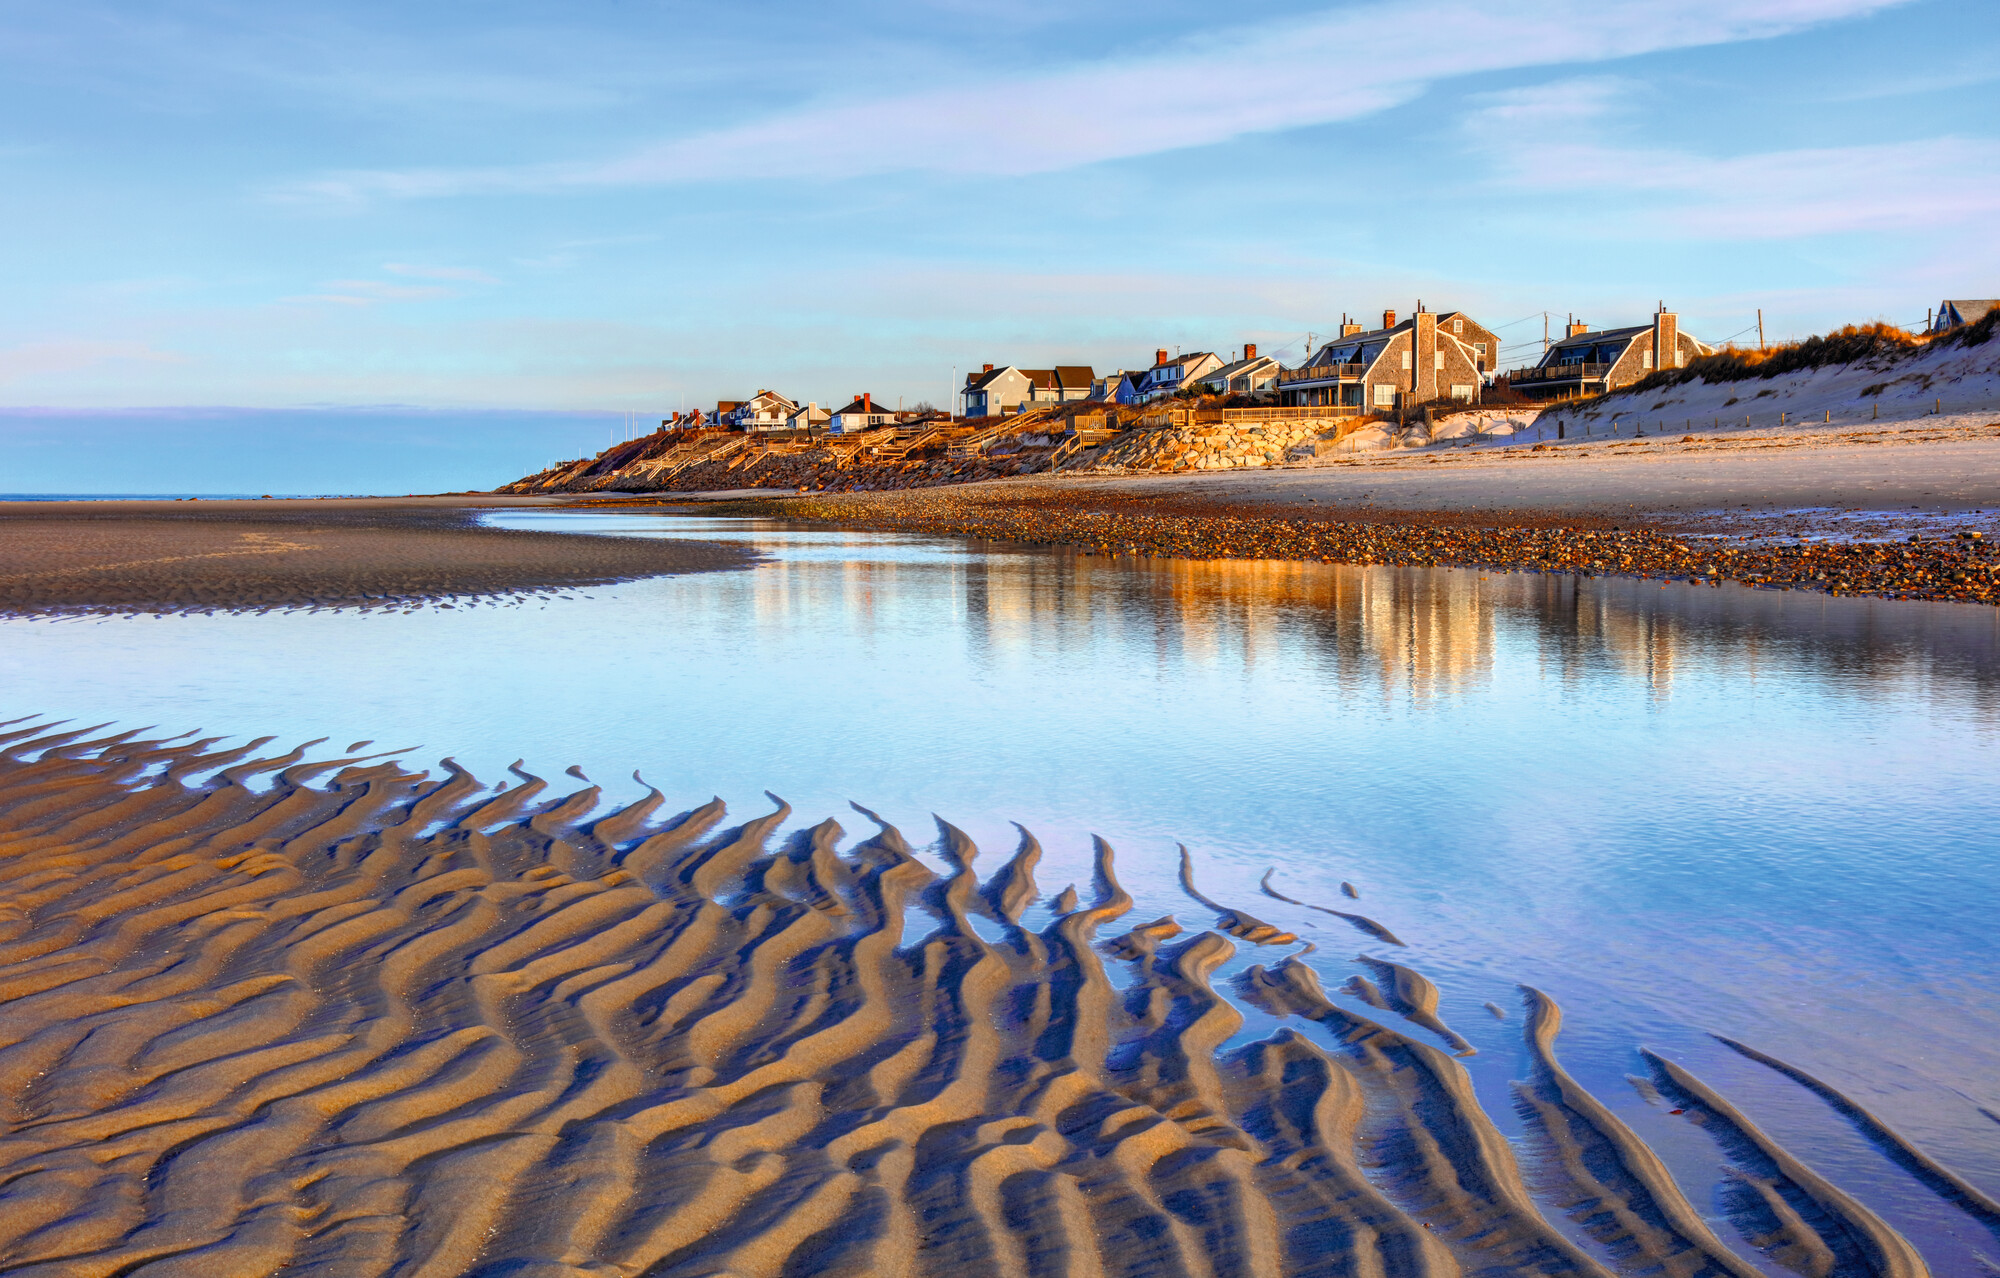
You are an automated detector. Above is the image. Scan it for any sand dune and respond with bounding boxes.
[0,716,1983,1276]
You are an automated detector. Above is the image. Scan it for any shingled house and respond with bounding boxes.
[1197,344,1280,396]
[1508,308,1711,400]
[1277,307,1489,411]
[1931,300,1998,334]
[962,364,1095,417]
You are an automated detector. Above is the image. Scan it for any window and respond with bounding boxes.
[1434,351,1445,371]
[1642,349,1653,369]
[1374,383,1394,406]
[1451,318,1463,333]
[1451,384,1474,401]
[1475,342,1486,357]
[1401,350,1412,370]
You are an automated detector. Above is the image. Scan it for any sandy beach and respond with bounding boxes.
[0,497,756,617]
[2,716,1977,1277]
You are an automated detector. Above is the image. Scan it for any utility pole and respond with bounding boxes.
[1543,313,1549,357]
[1757,309,1766,352]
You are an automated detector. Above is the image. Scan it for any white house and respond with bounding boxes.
[729,390,799,431]
[828,394,895,433]
[1133,349,1223,401]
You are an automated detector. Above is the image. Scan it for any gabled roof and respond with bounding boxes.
[1204,354,1278,382]
[965,366,1024,390]
[1940,299,1999,327]
[1153,351,1214,370]
[1537,325,1649,363]
[832,397,888,416]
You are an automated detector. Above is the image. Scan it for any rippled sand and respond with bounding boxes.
[1,717,1989,1277]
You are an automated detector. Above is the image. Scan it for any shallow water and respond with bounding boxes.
[4,507,1998,1271]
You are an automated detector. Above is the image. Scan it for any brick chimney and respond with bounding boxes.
[982,363,993,373]
[1566,315,1589,338]
[862,393,872,414]
[1382,309,1396,330]
[1342,320,1363,337]
[1243,342,1257,360]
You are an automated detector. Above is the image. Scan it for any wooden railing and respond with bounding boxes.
[1149,405,1365,427]
[1510,362,1611,383]
[1278,363,1366,385]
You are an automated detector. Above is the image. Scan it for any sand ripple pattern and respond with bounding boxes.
[0,718,1970,1277]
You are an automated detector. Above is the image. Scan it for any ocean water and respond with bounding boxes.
[3,508,1997,1270]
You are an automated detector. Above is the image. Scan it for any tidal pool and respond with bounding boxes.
[3,508,1996,1271]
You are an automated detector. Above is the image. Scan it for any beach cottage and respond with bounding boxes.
[784,401,830,433]
[1930,300,1998,333]
[1133,350,1223,401]
[963,364,1095,416]
[1278,307,1488,411]
[1197,345,1280,396]
[828,394,895,433]
[728,390,799,431]
[1507,307,1712,400]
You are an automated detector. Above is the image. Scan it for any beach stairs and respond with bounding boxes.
[625,433,749,486]
[948,407,1066,460]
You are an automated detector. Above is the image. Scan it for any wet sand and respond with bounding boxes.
[0,717,1984,1276]
[0,497,756,616]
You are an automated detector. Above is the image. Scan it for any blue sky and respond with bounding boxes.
[2,0,1995,429]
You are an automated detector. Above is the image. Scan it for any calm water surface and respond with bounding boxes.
[4,508,1998,1269]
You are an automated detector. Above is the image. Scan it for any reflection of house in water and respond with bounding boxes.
[949,552,1503,705]
[735,524,2000,729]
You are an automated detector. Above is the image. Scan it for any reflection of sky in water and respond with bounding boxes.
[4,509,1998,1265]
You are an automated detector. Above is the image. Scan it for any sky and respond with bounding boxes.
[2,0,1997,490]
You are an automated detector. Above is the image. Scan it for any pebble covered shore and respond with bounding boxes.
[624,489,2000,606]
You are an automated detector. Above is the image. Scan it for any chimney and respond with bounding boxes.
[1342,320,1363,337]
[982,363,993,373]
[1382,309,1396,330]
[862,393,872,413]
[1243,342,1257,360]
[1414,310,1438,399]
[1653,310,1678,371]
[1156,348,1170,366]
[1566,317,1589,338]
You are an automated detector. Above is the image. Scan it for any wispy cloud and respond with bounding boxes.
[288,279,457,306]
[272,0,1910,207]
[384,262,499,284]
[1463,75,2000,237]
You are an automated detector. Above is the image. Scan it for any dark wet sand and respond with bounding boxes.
[0,497,755,616]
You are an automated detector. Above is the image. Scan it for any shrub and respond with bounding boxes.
[1630,322,1924,391]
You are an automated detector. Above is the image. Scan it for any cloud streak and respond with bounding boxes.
[276,0,1910,205]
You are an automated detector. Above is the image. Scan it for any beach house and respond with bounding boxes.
[1277,307,1489,411]
[1197,345,1280,397]
[727,390,799,431]
[1507,307,1712,400]
[784,401,830,433]
[828,394,895,433]
[1132,350,1223,401]
[1930,300,1998,333]
[963,364,1095,417]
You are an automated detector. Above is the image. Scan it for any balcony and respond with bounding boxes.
[1277,362,1366,385]
[1510,362,1611,384]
